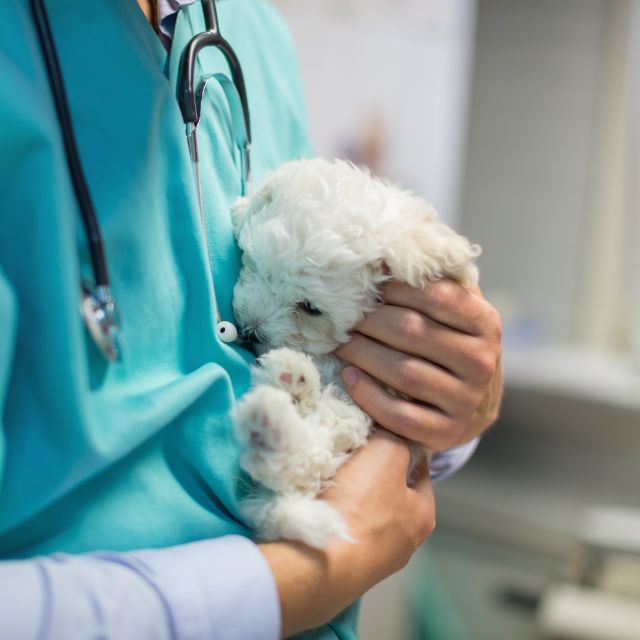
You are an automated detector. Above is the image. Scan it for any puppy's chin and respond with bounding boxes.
[253,342,271,356]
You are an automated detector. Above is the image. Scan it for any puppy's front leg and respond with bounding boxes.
[253,348,322,416]
[234,385,330,495]
[233,385,350,547]
[314,387,372,457]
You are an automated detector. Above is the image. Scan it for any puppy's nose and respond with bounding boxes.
[245,329,264,344]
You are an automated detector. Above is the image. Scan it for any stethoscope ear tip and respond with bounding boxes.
[217,320,238,343]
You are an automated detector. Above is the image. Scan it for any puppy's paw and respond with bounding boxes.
[234,385,323,493]
[254,348,321,415]
[234,386,295,453]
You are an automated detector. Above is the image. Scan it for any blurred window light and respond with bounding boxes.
[274,0,640,384]
[458,0,639,362]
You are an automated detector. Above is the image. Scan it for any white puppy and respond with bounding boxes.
[232,158,480,548]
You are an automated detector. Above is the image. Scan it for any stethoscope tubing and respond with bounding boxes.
[28,0,110,289]
[28,0,249,357]
[175,0,251,346]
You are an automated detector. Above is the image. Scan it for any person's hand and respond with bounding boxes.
[259,429,434,637]
[335,279,503,451]
[322,429,435,580]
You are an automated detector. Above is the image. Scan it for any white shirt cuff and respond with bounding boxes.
[430,438,480,481]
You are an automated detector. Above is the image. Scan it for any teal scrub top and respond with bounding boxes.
[0,0,357,637]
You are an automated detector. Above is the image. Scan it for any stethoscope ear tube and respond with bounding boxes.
[177,3,252,149]
[178,0,222,124]
[176,0,253,345]
[29,0,121,362]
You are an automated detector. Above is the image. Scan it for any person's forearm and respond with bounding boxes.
[259,538,377,637]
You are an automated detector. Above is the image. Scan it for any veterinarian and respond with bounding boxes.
[0,1,503,638]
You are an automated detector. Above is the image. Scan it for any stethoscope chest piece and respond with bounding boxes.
[81,283,121,362]
[216,320,238,343]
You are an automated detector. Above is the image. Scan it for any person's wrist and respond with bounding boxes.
[257,536,380,637]
[258,540,349,637]
[324,535,377,591]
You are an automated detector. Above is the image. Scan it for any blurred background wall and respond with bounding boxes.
[273,0,640,638]
[272,0,476,226]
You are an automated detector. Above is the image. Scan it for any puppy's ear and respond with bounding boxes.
[382,205,481,287]
[231,183,274,235]
[231,196,250,234]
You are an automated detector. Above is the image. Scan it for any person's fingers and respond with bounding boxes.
[408,465,433,501]
[340,366,464,450]
[405,458,435,539]
[336,334,472,415]
[405,450,429,489]
[354,304,481,377]
[380,280,500,337]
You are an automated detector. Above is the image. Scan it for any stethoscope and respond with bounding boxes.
[29,0,248,362]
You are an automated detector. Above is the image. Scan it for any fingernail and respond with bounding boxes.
[341,366,359,388]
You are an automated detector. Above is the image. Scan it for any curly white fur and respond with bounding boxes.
[232,158,480,548]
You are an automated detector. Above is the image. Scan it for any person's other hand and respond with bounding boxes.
[322,429,435,580]
[259,429,434,637]
[335,279,503,451]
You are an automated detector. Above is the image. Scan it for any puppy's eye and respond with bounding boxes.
[297,300,323,316]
